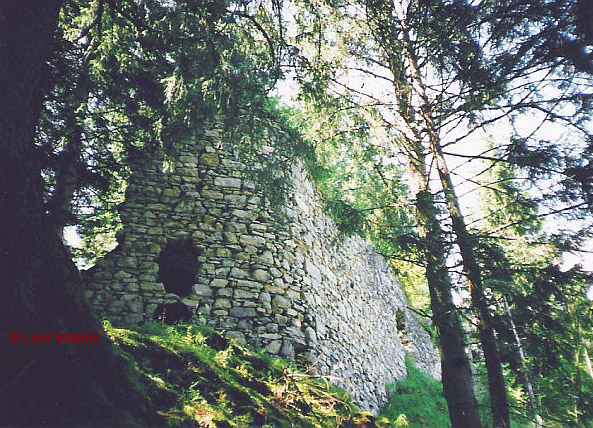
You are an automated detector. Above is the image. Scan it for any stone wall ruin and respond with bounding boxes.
[83,126,440,413]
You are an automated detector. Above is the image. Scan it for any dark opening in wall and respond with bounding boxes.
[157,239,200,297]
[396,308,406,331]
[153,302,192,325]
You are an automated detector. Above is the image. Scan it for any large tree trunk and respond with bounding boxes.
[392,4,512,425]
[408,153,483,428]
[0,1,155,425]
[427,129,511,428]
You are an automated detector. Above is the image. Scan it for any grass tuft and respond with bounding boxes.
[380,356,451,428]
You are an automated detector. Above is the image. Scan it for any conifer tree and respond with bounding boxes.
[292,0,593,426]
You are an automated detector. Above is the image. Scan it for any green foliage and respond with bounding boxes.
[44,0,295,261]
[380,357,450,428]
[231,96,321,210]
[104,322,391,427]
[476,148,593,427]
[472,365,534,428]
[505,266,593,426]
[292,100,430,309]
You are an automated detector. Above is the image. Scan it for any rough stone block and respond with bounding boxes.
[214,177,242,188]
[202,190,224,199]
[275,314,288,325]
[258,292,271,302]
[225,194,247,205]
[117,256,137,269]
[235,252,251,261]
[229,307,256,318]
[280,340,295,358]
[216,247,232,257]
[305,326,317,345]
[256,251,274,265]
[200,152,220,167]
[234,289,257,299]
[237,280,263,290]
[305,259,322,282]
[114,271,132,280]
[214,298,232,309]
[223,232,238,243]
[230,267,248,279]
[194,284,213,297]
[217,288,233,297]
[210,279,229,288]
[239,235,266,246]
[265,341,282,354]
[251,269,270,282]
[272,295,291,309]
[260,333,281,340]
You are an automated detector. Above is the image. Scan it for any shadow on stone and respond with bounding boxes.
[205,333,230,351]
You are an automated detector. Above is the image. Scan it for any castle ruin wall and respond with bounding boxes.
[83,128,440,412]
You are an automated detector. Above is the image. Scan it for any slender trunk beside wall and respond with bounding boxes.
[407,154,483,428]
[393,6,511,425]
[364,0,484,425]
[427,129,511,428]
[503,298,541,428]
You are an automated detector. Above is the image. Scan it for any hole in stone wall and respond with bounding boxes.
[157,239,200,297]
[153,302,192,325]
[395,308,406,331]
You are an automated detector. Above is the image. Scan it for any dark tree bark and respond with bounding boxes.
[363,1,484,424]
[387,3,512,425]
[0,1,156,425]
[409,154,483,428]
[428,136,511,428]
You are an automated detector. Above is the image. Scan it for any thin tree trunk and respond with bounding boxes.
[408,154,484,428]
[364,1,483,425]
[573,305,582,426]
[503,297,541,428]
[0,1,155,425]
[583,346,593,382]
[428,131,511,428]
[395,5,511,425]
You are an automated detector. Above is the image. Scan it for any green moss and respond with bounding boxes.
[104,322,390,427]
[380,357,451,428]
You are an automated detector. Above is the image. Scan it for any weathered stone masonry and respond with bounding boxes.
[83,127,440,413]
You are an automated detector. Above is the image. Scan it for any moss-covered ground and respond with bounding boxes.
[106,322,392,427]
